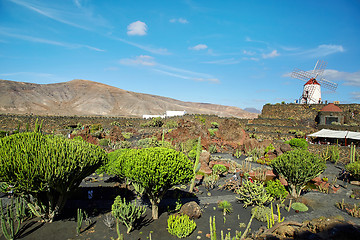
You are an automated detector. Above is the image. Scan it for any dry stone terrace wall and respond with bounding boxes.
[261,103,360,123]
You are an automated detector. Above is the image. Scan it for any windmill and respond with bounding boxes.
[291,60,338,104]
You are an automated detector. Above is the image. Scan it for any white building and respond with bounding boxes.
[165,110,186,117]
[300,78,321,104]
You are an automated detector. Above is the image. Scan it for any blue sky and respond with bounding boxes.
[0,0,359,111]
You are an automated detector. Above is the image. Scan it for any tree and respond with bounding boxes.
[271,149,326,198]
[121,147,193,219]
[0,132,107,222]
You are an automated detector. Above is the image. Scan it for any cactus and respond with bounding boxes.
[217,200,233,216]
[76,208,84,235]
[167,214,196,238]
[210,216,216,240]
[236,180,273,208]
[0,132,107,222]
[111,196,146,234]
[0,198,27,240]
[190,136,202,193]
[271,149,326,198]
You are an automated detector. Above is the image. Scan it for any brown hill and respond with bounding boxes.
[0,79,258,118]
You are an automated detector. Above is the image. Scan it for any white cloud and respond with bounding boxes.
[0,28,105,51]
[111,36,169,55]
[323,69,360,86]
[9,0,108,30]
[119,55,156,66]
[243,50,256,56]
[193,78,220,83]
[169,18,189,24]
[203,58,240,65]
[189,44,208,51]
[296,44,345,58]
[262,50,280,59]
[350,92,360,100]
[127,21,147,36]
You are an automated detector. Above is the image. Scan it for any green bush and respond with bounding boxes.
[265,179,289,199]
[120,147,193,219]
[0,131,8,138]
[251,205,272,222]
[209,144,217,154]
[286,138,308,150]
[96,148,133,178]
[271,149,326,198]
[217,200,233,215]
[208,128,218,137]
[236,180,273,208]
[111,196,146,233]
[165,120,178,128]
[346,161,360,180]
[212,164,227,175]
[99,138,110,146]
[211,122,219,128]
[90,123,103,133]
[167,214,196,238]
[0,132,107,222]
[141,117,164,127]
[122,132,133,139]
[291,202,308,212]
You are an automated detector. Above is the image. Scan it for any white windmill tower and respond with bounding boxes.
[291,60,338,104]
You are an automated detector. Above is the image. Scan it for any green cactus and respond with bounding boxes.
[0,132,107,222]
[76,208,84,235]
[111,196,146,234]
[210,216,217,240]
[167,214,196,238]
[0,198,27,240]
[236,180,273,208]
[271,149,326,198]
[190,136,202,193]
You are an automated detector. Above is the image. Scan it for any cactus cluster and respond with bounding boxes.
[0,197,27,240]
[111,196,146,234]
[236,180,273,208]
[167,214,196,238]
[0,132,107,222]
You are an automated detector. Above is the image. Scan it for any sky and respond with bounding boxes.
[0,0,360,111]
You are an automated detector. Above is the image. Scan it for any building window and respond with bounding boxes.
[325,117,338,125]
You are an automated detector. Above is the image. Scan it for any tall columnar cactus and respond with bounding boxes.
[0,198,27,240]
[189,136,202,193]
[120,147,193,219]
[271,149,326,198]
[111,196,146,234]
[0,132,107,222]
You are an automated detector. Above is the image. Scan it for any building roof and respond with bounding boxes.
[304,78,320,85]
[308,129,360,140]
[320,103,342,112]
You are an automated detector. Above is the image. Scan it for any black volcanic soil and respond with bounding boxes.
[1,159,360,240]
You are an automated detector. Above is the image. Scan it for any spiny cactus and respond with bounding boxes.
[0,197,27,240]
[111,196,146,234]
[236,180,273,208]
[190,136,202,193]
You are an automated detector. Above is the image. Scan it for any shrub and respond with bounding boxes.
[251,205,272,222]
[265,143,275,154]
[122,132,133,139]
[203,174,219,190]
[167,214,196,238]
[211,122,219,128]
[90,123,102,133]
[236,180,273,208]
[208,128,218,137]
[212,164,227,176]
[286,138,308,150]
[346,161,360,180]
[72,136,84,141]
[0,132,107,222]
[111,196,146,234]
[265,179,289,199]
[99,138,110,146]
[165,120,178,128]
[121,147,193,219]
[141,117,164,127]
[291,202,308,212]
[109,141,132,150]
[271,149,326,198]
[217,200,233,215]
[209,144,217,154]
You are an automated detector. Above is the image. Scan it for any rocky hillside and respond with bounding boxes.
[0,79,257,118]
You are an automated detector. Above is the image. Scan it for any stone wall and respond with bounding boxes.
[260,103,360,125]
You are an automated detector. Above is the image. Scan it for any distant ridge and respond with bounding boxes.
[0,79,258,118]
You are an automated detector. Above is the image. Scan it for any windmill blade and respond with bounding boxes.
[318,77,338,92]
[313,60,327,78]
[291,68,313,82]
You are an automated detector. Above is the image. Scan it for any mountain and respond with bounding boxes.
[0,79,258,118]
[244,108,261,114]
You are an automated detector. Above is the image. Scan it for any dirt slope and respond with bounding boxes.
[0,79,258,118]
